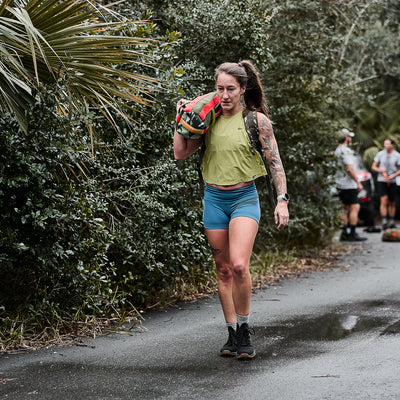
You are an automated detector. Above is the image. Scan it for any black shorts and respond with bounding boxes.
[377,181,397,202]
[338,189,359,205]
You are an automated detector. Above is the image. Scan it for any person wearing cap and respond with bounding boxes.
[334,128,367,241]
[371,138,400,230]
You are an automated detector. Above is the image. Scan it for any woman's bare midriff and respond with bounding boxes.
[208,181,254,191]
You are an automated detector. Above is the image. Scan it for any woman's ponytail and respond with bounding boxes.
[239,60,269,116]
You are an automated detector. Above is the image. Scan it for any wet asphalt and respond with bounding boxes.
[1,230,400,399]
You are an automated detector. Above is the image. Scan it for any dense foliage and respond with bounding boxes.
[0,95,114,342]
[258,1,343,246]
[1,0,399,347]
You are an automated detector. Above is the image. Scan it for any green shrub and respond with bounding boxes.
[86,133,213,305]
[0,95,115,340]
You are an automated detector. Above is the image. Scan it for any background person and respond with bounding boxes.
[371,138,400,230]
[334,128,367,242]
[174,60,289,359]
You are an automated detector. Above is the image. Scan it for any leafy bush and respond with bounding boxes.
[253,1,344,247]
[0,95,115,343]
[85,133,213,305]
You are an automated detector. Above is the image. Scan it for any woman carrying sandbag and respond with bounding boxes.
[173,60,289,359]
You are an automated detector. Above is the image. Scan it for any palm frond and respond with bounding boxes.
[0,0,158,132]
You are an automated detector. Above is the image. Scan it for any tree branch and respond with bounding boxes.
[338,0,378,66]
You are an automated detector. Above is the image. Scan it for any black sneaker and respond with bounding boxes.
[220,326,237,356]
[236,323,256,359]
[383,223,389,230]
[364,226,381,233]
[346,233,367,241]
[389,223,397,229]
[339,232,348,241]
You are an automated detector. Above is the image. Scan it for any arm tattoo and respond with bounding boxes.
[259,117,287,195]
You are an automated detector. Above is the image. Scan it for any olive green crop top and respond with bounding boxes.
[202,111,267,186]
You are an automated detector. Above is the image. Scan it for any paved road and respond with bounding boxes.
[1,230,400,399]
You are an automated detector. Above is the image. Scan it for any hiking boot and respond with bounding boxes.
[346,233,367,242]
[389,223,397,229]
[236,323,256,359]
[220,326,237,356]
[383,223,389,230]
[339,232,348,241]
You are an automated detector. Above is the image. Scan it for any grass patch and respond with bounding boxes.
[250,243,345,290]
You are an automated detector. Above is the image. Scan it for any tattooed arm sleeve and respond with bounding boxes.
[257,113,287,196]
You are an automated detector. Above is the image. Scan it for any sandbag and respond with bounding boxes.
[382,228,400,242]
[176,92,221,139]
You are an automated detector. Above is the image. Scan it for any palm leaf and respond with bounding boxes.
[0,0,157,133]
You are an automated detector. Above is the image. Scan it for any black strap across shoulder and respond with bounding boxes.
[242,110,276,209]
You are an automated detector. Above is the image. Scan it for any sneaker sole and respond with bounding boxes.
[236,352,256,359]
[220,350,237,357]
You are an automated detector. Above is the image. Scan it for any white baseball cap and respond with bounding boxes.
[338,128,355,139]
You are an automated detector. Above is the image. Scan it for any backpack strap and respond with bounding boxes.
[197,140,206,197]
[243,109,276,209]
[242,109,260,155]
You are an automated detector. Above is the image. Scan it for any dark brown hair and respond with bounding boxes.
[214,60,269,116]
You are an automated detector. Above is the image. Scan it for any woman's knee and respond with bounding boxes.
[216,263,233,283]
[231,260,249,280]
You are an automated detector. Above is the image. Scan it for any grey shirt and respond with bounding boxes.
[334,144,358,190]
[373,150,400,183]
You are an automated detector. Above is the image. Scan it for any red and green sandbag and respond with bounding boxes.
[176,92,222,139]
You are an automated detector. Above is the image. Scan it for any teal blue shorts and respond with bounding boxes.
[203,183,260,229]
